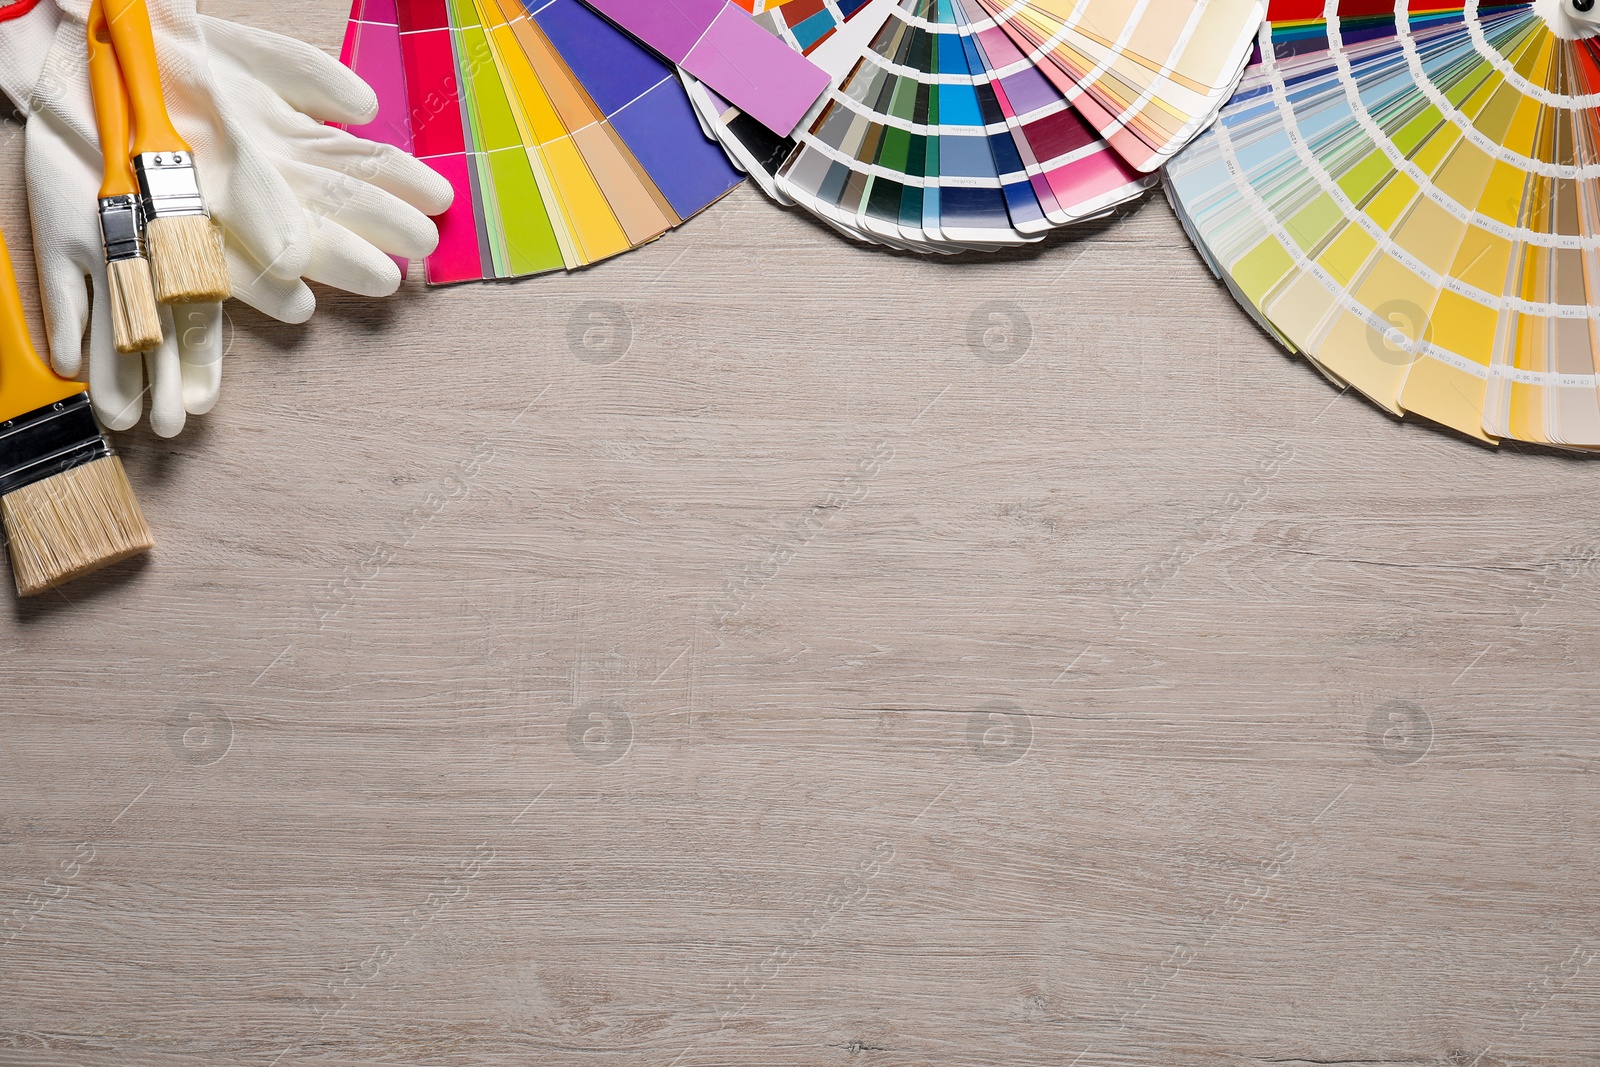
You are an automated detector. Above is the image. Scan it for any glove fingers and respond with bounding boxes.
[37,263,91,381]
[211,152,315,282]
[305,217,404,298]
[284,160,442,261]
[26,114,99,380]
[86,295,148,433]
[227,244,317,324]
[199,16,379,126]
[358,144,455,219]
[145,306,187,438]
[219,77,452,219]
[170,303,224,416]
[270,126,455,218]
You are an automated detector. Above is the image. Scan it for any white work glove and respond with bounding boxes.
[0,0,56,112]
[10,0,453,435]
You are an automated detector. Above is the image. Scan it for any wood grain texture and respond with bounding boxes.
[4,5,1600,1062]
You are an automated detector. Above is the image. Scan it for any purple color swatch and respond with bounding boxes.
[581,0,726,59]
[577,0,829,135]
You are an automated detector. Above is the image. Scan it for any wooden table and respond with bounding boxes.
[3,5,1598,1062]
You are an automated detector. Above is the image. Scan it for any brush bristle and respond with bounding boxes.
[107,257,164,353]
[147,215,230,304]
[2,456,154,596]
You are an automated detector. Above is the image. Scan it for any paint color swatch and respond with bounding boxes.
[581,0,832,133]
[1165,0,1600,447]
[338,0,421,272]
[338,0,746,284]
[683,0,1233,251]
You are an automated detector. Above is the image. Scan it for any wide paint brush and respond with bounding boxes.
[0,223,154,595]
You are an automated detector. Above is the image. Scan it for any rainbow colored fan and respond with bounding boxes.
[684,0,1267,252]
[338,0,746,284]
[1166,0,1600,448]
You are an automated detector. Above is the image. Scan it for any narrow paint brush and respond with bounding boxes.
[88,0,162,354]
[103,0,230,304]
[0,223,154,596]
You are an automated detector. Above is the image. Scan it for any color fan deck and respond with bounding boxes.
[338,0,745,284]
[1166,0,1600,448]
[684,0,1267,252]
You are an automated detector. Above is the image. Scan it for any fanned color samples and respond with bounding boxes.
[971,0,1269,171]
[684,0,1263,251]
[338,0,745,284]
[1165,0,1600,447]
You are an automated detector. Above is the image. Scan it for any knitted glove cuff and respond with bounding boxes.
[0,0,60,115]
[0,0,47,24]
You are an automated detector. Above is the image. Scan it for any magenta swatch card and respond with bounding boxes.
[578,0,828,135]
[334,0,414,273]
[397,0,487,284]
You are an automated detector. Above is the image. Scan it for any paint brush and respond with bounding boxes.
[103,0,230,304]
[0,223,154,596]
[88,0,162,354]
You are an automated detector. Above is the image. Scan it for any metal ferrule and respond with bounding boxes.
[98,195,147,264]
[0,393,112,499]
[133,150,209,219]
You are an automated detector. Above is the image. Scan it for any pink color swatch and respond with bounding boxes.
[397,0,484,284]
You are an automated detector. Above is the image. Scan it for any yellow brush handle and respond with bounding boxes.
[0,227,86,426]
[102,0,189,155]
[87,0,139,199]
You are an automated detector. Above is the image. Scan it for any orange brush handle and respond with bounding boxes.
[0,227,86,426]
[87,0,139,199]
[102,0,189,155]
